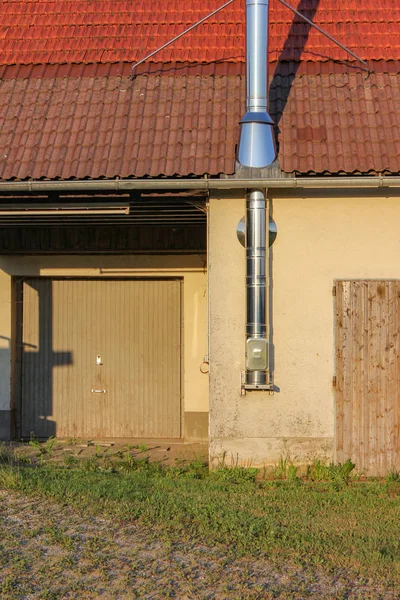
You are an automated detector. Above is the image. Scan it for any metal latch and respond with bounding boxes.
[91,389,107,394]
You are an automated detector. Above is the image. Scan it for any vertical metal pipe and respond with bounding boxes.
[246,188,267,386]
[237,0,276,169]
[239,0,274,387]
[246,0,268,113]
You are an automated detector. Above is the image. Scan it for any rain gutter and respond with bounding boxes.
[1,177,400,193]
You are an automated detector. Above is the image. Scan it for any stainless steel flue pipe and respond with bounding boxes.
[238,0,276,168]
[238,0,276,388]
[245,188,268,386]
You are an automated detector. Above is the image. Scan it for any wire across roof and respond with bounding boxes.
[0,0,399,65]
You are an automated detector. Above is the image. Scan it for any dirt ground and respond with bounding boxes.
[0,490,398,599]
[9,439,209,468]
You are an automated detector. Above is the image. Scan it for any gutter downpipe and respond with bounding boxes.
[237,0,277,389]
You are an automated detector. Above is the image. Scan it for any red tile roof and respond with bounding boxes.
[0,1,398,178]
[0,63,399,179]
[0,1,399,66]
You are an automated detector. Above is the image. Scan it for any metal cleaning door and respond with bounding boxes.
[20,278,182,439]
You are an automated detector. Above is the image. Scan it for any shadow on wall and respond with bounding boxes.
[0,336,12,438]
[267,0,321,391]
[268,200,279,392]
[18,280,73,439]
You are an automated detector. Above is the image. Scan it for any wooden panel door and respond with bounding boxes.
[20,278,182,439]
[335,280,400,476]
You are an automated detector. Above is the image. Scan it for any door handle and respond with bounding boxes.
[91,389,107,393]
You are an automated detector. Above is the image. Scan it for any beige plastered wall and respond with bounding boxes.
[209,191,400,466]
[0,254,208,441]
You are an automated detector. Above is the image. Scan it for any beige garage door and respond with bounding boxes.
[20,278,182,439]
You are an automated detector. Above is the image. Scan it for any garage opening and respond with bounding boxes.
[18,278,182,439]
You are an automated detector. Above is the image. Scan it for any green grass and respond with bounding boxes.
[1,454,400,587]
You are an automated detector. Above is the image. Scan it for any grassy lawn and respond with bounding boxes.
[0,443,400,598]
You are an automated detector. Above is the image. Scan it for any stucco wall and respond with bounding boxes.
[208,192,400,466]
[0,255,208,441]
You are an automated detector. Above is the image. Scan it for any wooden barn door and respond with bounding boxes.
[335,280,400,476]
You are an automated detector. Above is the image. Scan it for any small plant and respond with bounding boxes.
[0,443,17,466]
[44,436,57,454]
[386,470,400,482]
[63,453,78,467]
[0,467,22,489]
[274,457,289,479]
[336,458,356,482]
[95,444,103,459]
[80,456,99,472]
[28,433,42,451]
[270,456,297,480]
[66,437,80,445]
[287,464,300,482]
[118,451,136,471]
[29,434,57,460]
[124,443,139,451]
[138,442,148,453]
[306,458,356,485]
[306,459,328,482]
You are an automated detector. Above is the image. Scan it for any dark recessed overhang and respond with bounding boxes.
[0,192,207,227]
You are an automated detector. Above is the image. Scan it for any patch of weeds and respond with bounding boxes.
[43,525,76,550]
[166,458,208,480]
[12,449,32,465]
[44,437,57,452]
[40,590,62,600]
[66,437,80,445]
[306,458,356,485]
[212,466,259,484]
[0,466,22,489]
[58,553,77,569]
[29,435,57,463]
[1,575,18,596]
[25,526,42,538]
[287,464,301,483]
[270,456,297,480]
[386,470,400,483]
[0,443,17,466]
[85,534,106,553]
[306,459,327,482]
[94,444,111,460]
[80,456,100,472]
[138,442,149,453]
[63,453,78,468]
[118,451,136,471]
[124,443,139,451]
[2,456,400,588]
[28,433,41,452]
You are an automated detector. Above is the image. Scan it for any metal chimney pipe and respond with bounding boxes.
[237,0,276,168]
[238,0,275,389]
[245,188,268,386]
